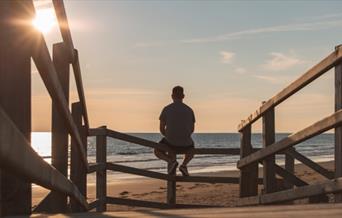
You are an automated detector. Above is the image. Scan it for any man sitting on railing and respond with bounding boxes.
[154,86,196,176]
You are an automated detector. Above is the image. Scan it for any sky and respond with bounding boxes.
[31,0,342,133]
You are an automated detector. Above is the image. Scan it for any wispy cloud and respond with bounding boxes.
[253,75,281,84]
[261,52,305,71]
[234,67,247,75]
[181,20,342,44]
[220,51,235,64]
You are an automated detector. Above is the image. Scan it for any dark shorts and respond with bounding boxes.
[159,138,194,153]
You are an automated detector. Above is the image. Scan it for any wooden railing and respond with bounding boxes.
[87,127,262,212]
[0,0,89,215]
[237,45,342,206]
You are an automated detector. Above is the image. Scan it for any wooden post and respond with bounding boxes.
[239,125,258,197]
[167,154,176,205]
[284,148,295,189]
[96,126,107,212]
[0,1,34,215]
[262,108,277,193]
[335,44,342,202]
[48,42,70,212]
[70,102,87,212]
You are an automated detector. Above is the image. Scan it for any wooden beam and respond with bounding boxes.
[273,164,307,187]
[106,129,171,152]
[87,163,106,174]
[70,102,87,212]
[335,47,342,202]
[286,149,334,179]
[239,125,259,197]
[88,128,107,136]
[237,109,342,169]
[167,153,176,205]
[285,148,295,189]
[0,1,35,215]
[96,127,107,212]
[51,0,75,62]
[175,176,251,184]
[31,33,88,169]
[0,106,88,210]
[238,178,342,206]
[88,200,100,211]
[106,163,170,181]
[262,108,277,193]
[49,42,70,213]
[238,46,342,131]
[106,197,218,209]
[71,50,89,130]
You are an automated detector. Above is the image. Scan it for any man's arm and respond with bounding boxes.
[160,120,166,136]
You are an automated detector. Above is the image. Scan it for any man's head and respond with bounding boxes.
[172,86,185,101]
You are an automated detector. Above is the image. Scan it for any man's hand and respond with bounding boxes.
[160,120,166,136]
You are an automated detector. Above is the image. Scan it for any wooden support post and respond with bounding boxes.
[47,42,70,212]
[167,154,176,205]
[239,125,258,197]
[96,126,107,212]
[262,108,277,193]
[284,148,295,189]
[335,44,342,202]
[70,102,87,212]
[0,1,34,215]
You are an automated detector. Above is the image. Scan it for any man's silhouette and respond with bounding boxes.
[154,86,195,176]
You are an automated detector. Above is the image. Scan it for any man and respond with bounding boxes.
[154,86,195,176]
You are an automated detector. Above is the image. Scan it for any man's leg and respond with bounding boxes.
[181,149,194,166]
[154,149,173,163]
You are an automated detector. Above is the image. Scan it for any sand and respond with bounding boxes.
[32,161,335,212]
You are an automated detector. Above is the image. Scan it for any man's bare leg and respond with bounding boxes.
[181,149,194,166]
[154,149,173,163]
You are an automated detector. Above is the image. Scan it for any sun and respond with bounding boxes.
[32,8,57,33]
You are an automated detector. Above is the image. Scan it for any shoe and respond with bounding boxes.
[168,160,178,174]
[179,165,189,176]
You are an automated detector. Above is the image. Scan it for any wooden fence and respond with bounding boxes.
[87,127,260,212]
[0,0,89,215]
[237,44,342,205]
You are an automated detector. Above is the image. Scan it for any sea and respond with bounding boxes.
[32,133,334,182]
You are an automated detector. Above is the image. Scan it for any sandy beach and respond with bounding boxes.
[31,160,334,212]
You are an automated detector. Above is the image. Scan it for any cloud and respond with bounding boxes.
[253,75,281,84]
[181,20,342,44]
[220,51,235,64]
[234,67,247,75]
[262,52,305,71]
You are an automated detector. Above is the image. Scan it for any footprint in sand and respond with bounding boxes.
[119,191,130,196]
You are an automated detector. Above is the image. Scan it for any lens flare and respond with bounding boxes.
[32,8,56,33]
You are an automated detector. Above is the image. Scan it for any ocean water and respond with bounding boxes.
[32,133,334,181]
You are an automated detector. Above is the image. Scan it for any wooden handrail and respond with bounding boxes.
[31,33,88,169]
[72,50,90,130]
[0,106,88,209]
[238,46,342,131]
[237,109,342,169]
[52,0,75,62]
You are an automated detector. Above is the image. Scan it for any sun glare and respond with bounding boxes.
[32,8,56,33]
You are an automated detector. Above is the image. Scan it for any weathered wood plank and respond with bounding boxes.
[106,163,170,180]
[87,163,106,174]
[0,1,34,215]
[96,126,107,212]
[71,50,89,130]
[31,34,88,169]
[237,109,342,169]
[273,164,307,187]
[238,46,342,131]
[88,200,100,211]
[285,148,295,189]
[238,178,342,206]
[88,128,107,136]
[286,149,334,179]
[167,153,177,205]
[239,125,259,197]
[70,102,87,212]
[262,108,277,193]
[49,42,70,213]
[335,49,342,202]
[51,0,75,62]
[106,197,218,209]
[106,129,171,152]
[0,106,88,210]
